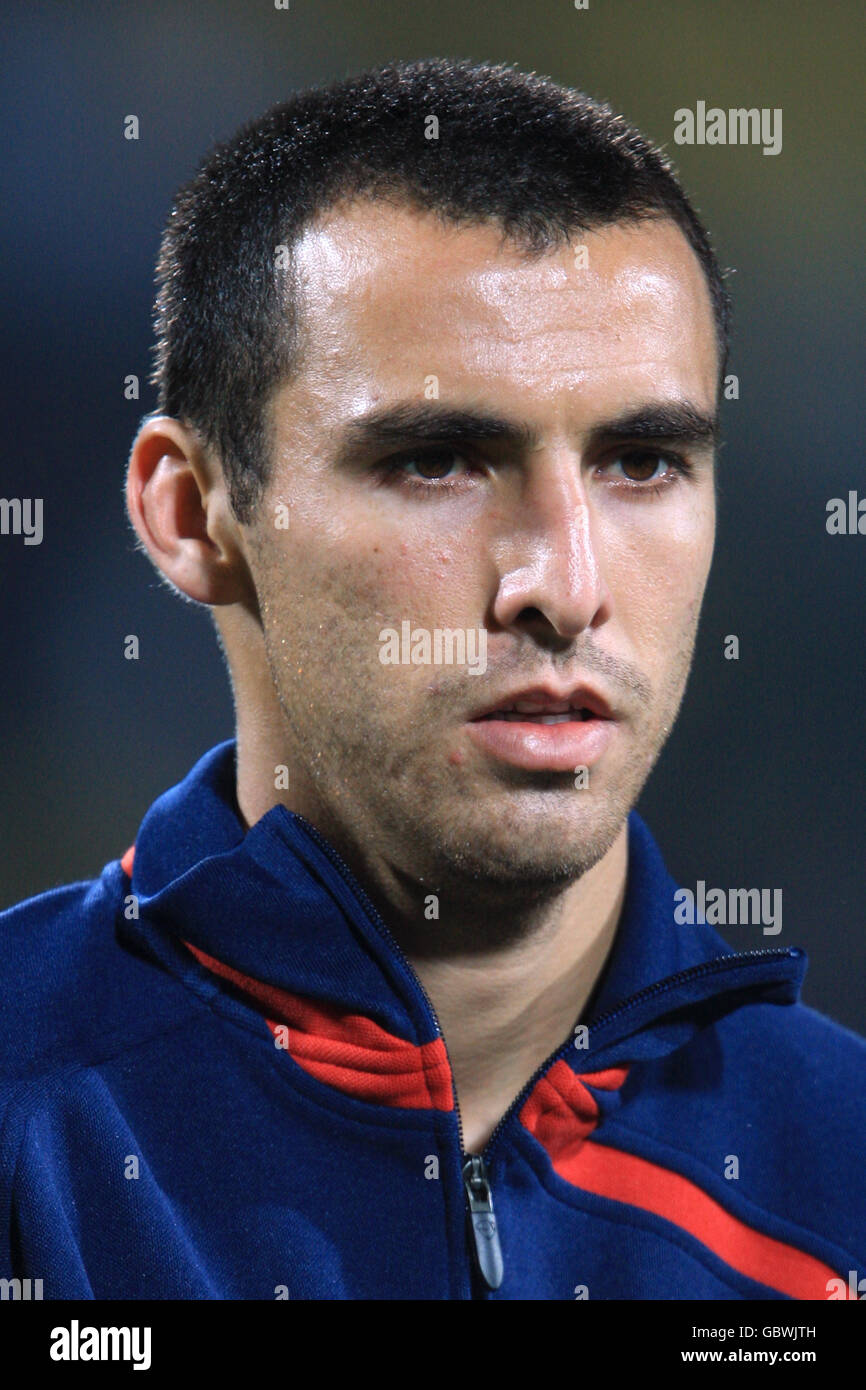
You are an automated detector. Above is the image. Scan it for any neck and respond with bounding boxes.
[407,830,628,1152]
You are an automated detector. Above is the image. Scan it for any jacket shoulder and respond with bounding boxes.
[620,995,866,1265]
[744,996,866,1087]
[691,995,866,1146]
[0,864,198,1089]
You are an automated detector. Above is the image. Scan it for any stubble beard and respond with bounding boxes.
[257,597,697,915]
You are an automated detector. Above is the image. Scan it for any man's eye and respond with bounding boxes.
[388,449,469,482]
[602,450,688,484]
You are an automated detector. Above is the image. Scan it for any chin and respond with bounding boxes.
[428,802,627,889]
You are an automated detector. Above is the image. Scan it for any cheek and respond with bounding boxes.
[604,505,714,653]
[261,523,481,656]
[309,527,479,625]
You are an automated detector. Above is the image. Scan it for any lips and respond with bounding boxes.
[469,685,614,723]
[481,709,591,723]
[465,684,617,772]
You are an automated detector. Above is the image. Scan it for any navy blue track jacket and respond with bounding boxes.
[1,740,864,1299]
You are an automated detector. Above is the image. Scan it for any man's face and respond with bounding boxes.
[244,202,717,891]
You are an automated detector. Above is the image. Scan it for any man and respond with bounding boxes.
[1,59,863,1301]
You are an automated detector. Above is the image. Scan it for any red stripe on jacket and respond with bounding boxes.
[122,845,452,1111]
[520,1058,846,1300]
[125,837,848,1299]
[184,939,454,1112]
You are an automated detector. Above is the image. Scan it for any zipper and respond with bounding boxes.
[286,818,798,1296]
[291,817,469,1158]
[294,817,505,1293]
[587,948,799,1033]
[476,946,800,1165]
[463,1154,504,1291]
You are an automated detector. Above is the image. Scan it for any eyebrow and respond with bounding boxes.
[336,399,719,462]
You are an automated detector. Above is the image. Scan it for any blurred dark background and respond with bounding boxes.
[2,1,863,1031]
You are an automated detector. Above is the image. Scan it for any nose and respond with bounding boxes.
[490,448,612,641]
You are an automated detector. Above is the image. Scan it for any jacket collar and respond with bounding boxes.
[120,739,806,1063]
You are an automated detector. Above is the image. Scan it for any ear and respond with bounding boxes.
[125,415,253,606]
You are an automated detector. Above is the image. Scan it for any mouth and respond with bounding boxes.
[475,706,597,724]
[465,685,617,772]
[470,685,614,723]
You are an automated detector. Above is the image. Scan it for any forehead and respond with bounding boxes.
[289,200,719,414]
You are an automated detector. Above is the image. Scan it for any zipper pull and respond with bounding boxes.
[463,1154,504,1291]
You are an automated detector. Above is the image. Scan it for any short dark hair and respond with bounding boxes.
[151,58,731,522]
